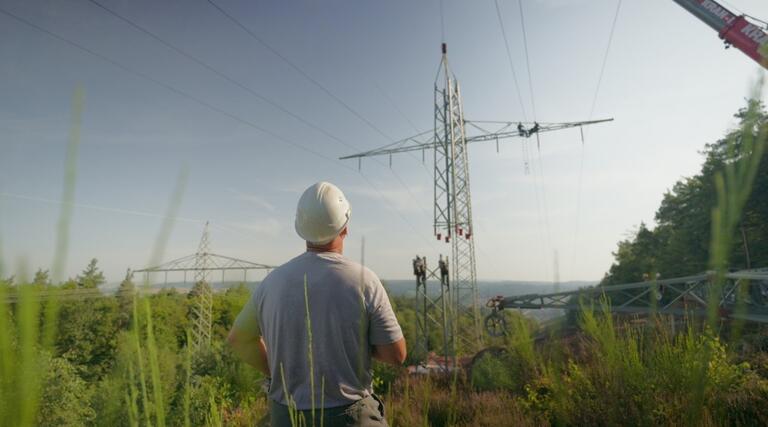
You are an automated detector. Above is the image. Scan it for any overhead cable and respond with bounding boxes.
[83,0,440,251]
[518,0,537,120]
[0,6,441,253]
[493,0,529,122]
[205,0,396,142]
[518,0,553,279]
[572,0,623,278]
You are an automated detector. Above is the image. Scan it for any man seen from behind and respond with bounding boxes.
[227,181,406,427]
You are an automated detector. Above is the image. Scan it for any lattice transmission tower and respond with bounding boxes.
[341,44,612,353]
[190,222,213,351]
[433,44,481,350]
[134,222,274,353]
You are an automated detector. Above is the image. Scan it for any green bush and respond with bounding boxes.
[38,354,96,426]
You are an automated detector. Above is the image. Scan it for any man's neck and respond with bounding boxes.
[307,247,342,254]
[306,243,343,254]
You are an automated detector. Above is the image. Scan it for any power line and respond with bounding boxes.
[205,0,396,143]
[493,0,528,122]
[0,7,337,165]
[201,0,442,250]
[518,0,537,120]
[85,0,429,192]
[587,0,623,120]
[85,0,436,245]
[203,2,431,172]
[532,140,554,280]
[374,82,434,179]
[492,0,549,278]
[572,0,622,278]
[0,192,205,224]
[87,0,432,228]
[0,6,440,255]
[517,0,553,278]
[83,0,369,160]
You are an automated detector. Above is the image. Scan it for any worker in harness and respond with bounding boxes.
[438,255,449,288]
[413,255,427,285]
[517,122,526,137]
[413,255,425,285]
[228,182,406,427]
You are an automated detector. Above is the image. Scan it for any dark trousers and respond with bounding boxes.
[267,394,388,427]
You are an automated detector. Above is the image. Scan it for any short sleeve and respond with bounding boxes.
[367,277,403,346]
[233,289,262,338]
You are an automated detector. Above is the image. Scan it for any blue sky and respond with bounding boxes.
[2,0,767,284]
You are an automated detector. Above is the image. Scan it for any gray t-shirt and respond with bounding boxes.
[233,251,403,409]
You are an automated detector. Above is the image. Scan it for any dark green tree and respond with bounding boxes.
[77,258,105,289]
[116,269,136,330]
[32,269,51,288]
[56,259,118,381]
[602,100,768,285]
[38,354,96,425]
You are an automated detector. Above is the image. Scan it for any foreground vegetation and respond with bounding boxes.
[1,82,767,426]
[2,274,768,426]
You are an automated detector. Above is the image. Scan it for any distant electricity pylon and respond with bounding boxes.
[134,222,274,352]
[341,44,612,353]
[191,223,213,351]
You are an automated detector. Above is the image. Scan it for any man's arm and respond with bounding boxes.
[372,337,407,366]
[227,326,270,376]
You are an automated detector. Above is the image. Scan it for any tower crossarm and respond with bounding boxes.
[134,253,275,273]
[338,130,434,159]
[338,118,613,160]
[464,118,613,143]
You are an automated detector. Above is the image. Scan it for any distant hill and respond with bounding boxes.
[105,279,595,297]
[103,278,595,322]
[382,280,596,323]
[381,279,595,299]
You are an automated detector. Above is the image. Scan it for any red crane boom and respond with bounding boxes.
[673,0,768,69]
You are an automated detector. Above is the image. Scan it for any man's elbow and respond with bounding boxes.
[375,338,407,365]
[226,329,243,350]
[395,339,407,364]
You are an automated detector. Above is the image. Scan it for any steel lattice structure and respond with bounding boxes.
[433,46,481,351]
[134,223,274,352]
[413,255,454,370]
[340,44,613,357]
[484,269,768,336]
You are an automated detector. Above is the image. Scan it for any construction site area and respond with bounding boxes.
[3,0,768,425]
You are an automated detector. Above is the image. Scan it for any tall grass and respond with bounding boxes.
[0,87,83,426]
[708,75,767,327]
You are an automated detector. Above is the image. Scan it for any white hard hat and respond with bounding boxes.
[295,181,351,244]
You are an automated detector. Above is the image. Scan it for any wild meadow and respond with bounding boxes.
[1,81,768,426]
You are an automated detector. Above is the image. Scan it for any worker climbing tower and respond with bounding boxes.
[412,254,455,370]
